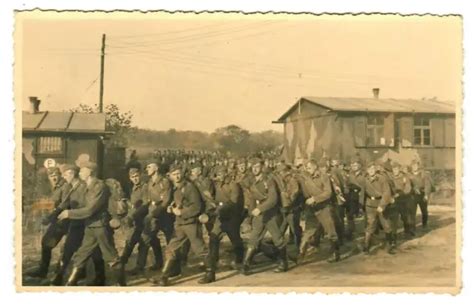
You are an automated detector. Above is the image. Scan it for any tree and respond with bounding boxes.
[69,103,133,147]
[212,125,251,154]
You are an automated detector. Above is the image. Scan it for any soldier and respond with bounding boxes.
[153,164,207,286]
[272,163,302,261]
[58,162,126,286]
[299,159,340,263]
[26,167,68,279]
[409,160,433,230]
[390,162,415,239]
[241,158,288,275]
[119,167,150,275]
[198,165,245,284]
[49,164,89,285]
[188,162,215,234]
[363,161,395,255]
[346,156,365,239]
[137,160,174,273]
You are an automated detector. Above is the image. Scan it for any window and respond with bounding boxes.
[366,115,384,146]
[38,137,63,154]
[413,116,431,146]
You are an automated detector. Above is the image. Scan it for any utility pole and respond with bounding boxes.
[99,33,106,113]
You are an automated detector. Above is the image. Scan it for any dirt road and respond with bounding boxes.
[22,204,457,288]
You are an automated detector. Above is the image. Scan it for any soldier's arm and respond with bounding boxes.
[180,184,203,219]
[424,171,432,197]
[379,176,392,209]
[312,175,332,204]
[288,177,300,203]
[160,179,172,207]
[68,182,106,220]
[403,175,412,195]
[257,179,278,213]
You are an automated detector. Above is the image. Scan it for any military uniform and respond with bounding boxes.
[155,178,207,286]
[300,167,340,261]
[347,166,366,239]
[199,167,245,283]
[409,165,433,230]
[138,174,174,270]
[363,167,395,254]
[26,174,69,279]
[272,166,302,258]
[120,180,149,269]
[66,174,125,286]
[390,164,415,238]
[242,166,287,275]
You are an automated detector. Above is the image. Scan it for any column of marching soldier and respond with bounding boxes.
[25,152,433,286]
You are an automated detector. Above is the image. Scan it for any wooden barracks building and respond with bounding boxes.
[22,96,124,178]
[273,89,456,170]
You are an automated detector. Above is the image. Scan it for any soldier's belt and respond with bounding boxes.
[366,196,382,200]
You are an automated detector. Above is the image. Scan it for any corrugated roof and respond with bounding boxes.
[22,111,106,133]
[276,96,456,122]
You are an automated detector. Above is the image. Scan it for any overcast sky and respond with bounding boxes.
[16,12,462,132]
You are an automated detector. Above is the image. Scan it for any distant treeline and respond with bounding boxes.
[127,125,284,156]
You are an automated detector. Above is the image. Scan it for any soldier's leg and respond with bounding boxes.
[397,197,410,237]
[51,224,85,285]
[66,227,98,286]
[406,195,417,236]
[419,192,429,228]
[265,215,288,272]
[225,219,245,267]
[315,206,340,263]
[154,225,189,286]
[121,225,143,267]
[333,204,345,245]
[300,208,318,260]
[95,226,126,286]
[346,199,357,240]
[27,223,66,278]
[150,230,164,270]
[364,206,378,254]
[241,215,265,275]
[199,220,225,284]
[378,209,395,255]
[89,247,106,286]
[285,210,301,261]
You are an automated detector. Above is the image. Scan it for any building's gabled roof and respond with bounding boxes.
[275,96,456,123]
[22,111,107,134]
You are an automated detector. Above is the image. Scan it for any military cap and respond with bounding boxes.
[350,155,362,165]
[236,158,247,166]
[81,161,97,172]
[189,162,202,170]
[47,166,61,176]
[366,161,376,168]
[168,163,182,173]
[391,161,401,169]
[145,159,159,167]
[249,157,263,166]
[318,159,329,168]
[62,164,79,173]
[128,167,140,175]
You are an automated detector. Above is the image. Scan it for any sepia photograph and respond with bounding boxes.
[14,10,462,293]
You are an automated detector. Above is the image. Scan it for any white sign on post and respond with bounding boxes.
[43,158,57,169]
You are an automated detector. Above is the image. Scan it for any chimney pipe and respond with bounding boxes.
[372,88,380,99]
[29,96,41,113]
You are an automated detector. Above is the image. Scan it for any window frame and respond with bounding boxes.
[366,114,386,147]
[413,115,432,147]
[35,136,66,157]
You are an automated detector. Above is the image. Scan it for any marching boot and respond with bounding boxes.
[198,269,216,284]
[150,238,164,271]
[88,257,106,286]
[363,233,372,255]
[298,240,309,264]
[153,258,176,287]
[114,263,127,286]
[65,267,84,286]
[50,260,66,286]
[273,247,288,273]
[26,248,52,278]
[241,247,257,276]
[327,240,341,263]
[387,233,396,255]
